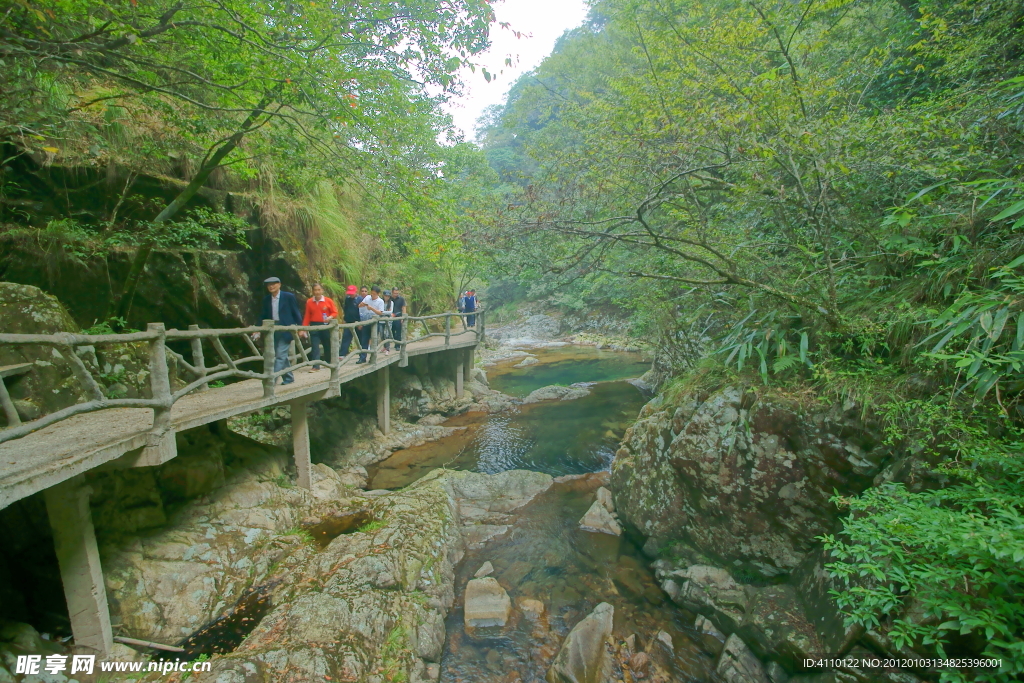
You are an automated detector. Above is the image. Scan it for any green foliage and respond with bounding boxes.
[0,0,500,320]
[380,624,410,683]
[106,209,250,250]
[716,310,812,382]
[281,527,314,544]
[923,256,1024,400]
[356,519,386,534]
[82,317,137,335]
[824,428,1024,682]
[470,0,1024,674]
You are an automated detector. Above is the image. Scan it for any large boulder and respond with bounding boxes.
[490,314,563,344]
[522,384,592,404]
[717,634,771,683]
[464,577,511,628]
[579,499,621,536]
[546,602,614,683]
[0,282,84,423]
[611,384,889,577]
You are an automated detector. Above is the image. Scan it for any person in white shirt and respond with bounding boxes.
[381,290,395,354]
[356,286,385,363]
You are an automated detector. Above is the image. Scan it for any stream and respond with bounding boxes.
[370,345,718,683]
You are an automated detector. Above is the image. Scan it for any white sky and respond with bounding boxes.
[444,0,590,141]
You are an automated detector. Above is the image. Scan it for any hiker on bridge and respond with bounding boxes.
[357,286,386,364]
[464,290,478,328]
[340,285,361,357]
[253,277,303,385]
[302,283,337,371]
[391,286,407,345]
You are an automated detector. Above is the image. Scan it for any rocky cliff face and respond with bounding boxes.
[610,383,910,682]
[611,384,889,578]
[0,281,190,426]
[108,466,553,683]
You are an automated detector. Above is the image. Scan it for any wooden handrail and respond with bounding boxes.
[0,307,483,445]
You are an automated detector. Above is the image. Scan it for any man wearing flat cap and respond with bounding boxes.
[254,277,303,385]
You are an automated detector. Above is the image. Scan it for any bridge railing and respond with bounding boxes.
[0,309,484,446]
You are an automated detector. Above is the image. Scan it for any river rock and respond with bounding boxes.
[475,561,494,577]
[595,487,614,512]
[611,384,890,577]
[522,384,592,404]
[717,634,771,683]
[0,282,85,424]
[579,499,621,536]
[519,598,545,618]
[546,602,614,683]
[464,577,512,628]
[490,314,563,344]
[513,355,540,368]
[695,615,726,656]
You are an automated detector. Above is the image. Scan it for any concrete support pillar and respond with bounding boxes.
[464,347,475,383]
[377,365,390,435]
[455,353,465,399]
[44,476,113,657]
[291,402,311,489]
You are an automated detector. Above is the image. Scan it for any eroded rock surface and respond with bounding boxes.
[489,314,563,344]
[108,466,554,682]
[546,602,614,683]
[522,384,592,404]
[611,384,889,577]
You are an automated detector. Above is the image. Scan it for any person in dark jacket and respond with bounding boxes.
[340,284,361,357]
[390,286,407,345]
[464,289,477,328]
[253,277,304,384]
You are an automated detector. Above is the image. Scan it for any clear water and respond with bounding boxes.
[442,476,716,683]
[368,381,646,489]
[369,347,715,682]
[488,345,650,397]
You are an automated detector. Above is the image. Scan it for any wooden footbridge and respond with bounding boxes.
[0,310,484,656]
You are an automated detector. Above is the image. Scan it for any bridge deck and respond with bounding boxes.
[0,330,477,509]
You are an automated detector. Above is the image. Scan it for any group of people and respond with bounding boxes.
[256,277,408,384]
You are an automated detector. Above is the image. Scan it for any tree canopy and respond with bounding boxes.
[472,0,1024,678]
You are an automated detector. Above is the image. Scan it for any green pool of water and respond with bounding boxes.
[488,345,650,397]
[368,380,646,489]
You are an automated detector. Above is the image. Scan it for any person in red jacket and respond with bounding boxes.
[302,283,338,370]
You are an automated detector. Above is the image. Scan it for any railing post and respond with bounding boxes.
[0,376,20,427]
[399,319,409,368]
[370,319,379,364]
[445,314,451,347]
[289,338,297,366]
[188,324,208,391]
[479,309,486,344]
[147,323,172,434]
[329,320,341,389]
[262,319,276,399]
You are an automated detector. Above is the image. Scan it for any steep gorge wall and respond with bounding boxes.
[0,155,328,331]
[609,383,923,681]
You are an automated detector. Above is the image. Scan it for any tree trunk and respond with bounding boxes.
[111,94,274,325]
